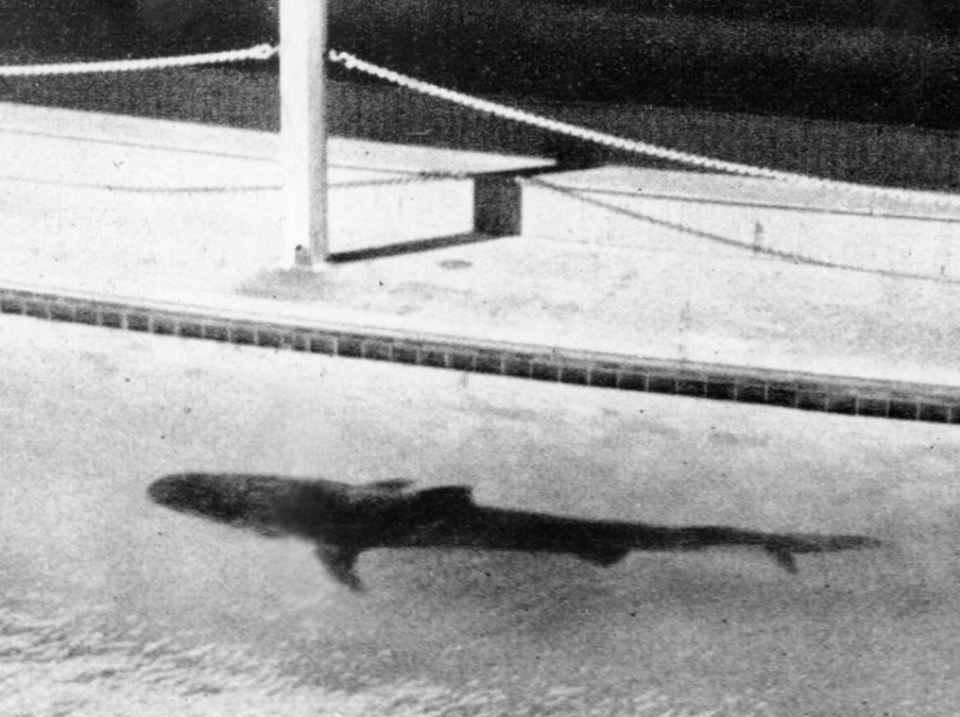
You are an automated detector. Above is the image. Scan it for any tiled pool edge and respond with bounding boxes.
[4,284,959,425]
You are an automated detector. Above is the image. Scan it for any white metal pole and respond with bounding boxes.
[280,0,328,266]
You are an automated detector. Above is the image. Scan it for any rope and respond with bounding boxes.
[328,50,960,208]
[2,41,956,207]
[0,44,277,77]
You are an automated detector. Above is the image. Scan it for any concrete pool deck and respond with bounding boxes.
[3,100,960,423]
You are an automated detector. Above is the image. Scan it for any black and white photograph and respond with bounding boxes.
[2,1,960,715]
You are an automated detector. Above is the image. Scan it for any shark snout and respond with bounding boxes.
[148,473,214,507]
[147,472,255,522]
[147,472,294,537]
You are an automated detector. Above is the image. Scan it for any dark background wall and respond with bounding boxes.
[87,0,960,40]
[3,0,960,129]
[564,0,959,35]
[0,1,276,54]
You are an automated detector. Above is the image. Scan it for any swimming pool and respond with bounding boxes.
[2,315,956,716]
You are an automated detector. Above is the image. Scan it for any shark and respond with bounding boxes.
[147,472,885,591]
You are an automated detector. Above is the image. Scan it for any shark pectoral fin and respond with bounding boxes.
[765,546,799,574]
[315,543,364,592]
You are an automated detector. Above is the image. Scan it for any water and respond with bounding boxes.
[3,315,960,716]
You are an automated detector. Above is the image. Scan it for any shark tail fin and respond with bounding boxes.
[316,543,364,592]
[761,532,885,574]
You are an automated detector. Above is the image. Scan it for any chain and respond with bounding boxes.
[0,44,277,77]
[530,176,960,284]
[328,50,960,207]
[0,169,465,194]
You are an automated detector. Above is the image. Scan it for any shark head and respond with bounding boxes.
[148,473,296,537]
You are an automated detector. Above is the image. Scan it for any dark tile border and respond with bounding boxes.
[127,312,151,332]
[392,343,419,365]
[420,347,449,369]
[735,384,767,404]
[4,285,960,427]
[361,339,392,362]
[474,350,503,375]
[309,335,335,355]
[504,353,534,378]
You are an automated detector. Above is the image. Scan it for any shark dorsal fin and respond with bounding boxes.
[413,486,475,509]
[368,479,415,492]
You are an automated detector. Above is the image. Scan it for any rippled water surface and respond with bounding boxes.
[3,316,960,716]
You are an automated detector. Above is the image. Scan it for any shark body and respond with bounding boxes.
[148,472,884,590]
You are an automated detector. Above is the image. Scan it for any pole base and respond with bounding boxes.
[294,244,314,268]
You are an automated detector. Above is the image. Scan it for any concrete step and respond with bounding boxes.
[0,101,553,258]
